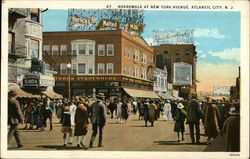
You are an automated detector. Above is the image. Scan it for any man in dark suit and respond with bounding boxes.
[89,93,107,148]
[8,89,24,148]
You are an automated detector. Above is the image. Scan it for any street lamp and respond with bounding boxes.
[67,63,71,99]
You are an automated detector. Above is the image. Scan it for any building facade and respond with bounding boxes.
[153,44,197,98]
[43,30,157,98]
[8,8,55,94]
[153,67,167,93]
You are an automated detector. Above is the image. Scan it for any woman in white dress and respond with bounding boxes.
[163,100,172,121]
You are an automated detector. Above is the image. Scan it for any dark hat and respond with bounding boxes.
[96,93,105,99]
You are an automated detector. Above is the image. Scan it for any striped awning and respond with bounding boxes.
[123,88,159,99]
[9,87,40,98]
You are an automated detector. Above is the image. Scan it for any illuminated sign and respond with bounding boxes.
[69,15,96,27]
[153,30,194,45]
[96,19,120,30]
[173,62,192,86]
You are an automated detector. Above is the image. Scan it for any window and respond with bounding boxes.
[60,45,67,56]
[107,44,114,56]
[157,77,160,86]
[176,50,180,56]
[78,63,86,74]
[72,64,77,75]
[164,51,168,54]
[30,40,39,59]
[124,46,131,57]
[88,44,94,55]
[98,44,105,56]
[79,44,86,55]
[72,44,77,56]
[60,63,67,75]
[133,48,139,62]
[52,64,58,74]
[45,64,50,70]
[185,50,190,55]
[43,45,50,56]
[176,58,180,62]
[88,63,94,74]
[147,56,153,66]
[98,63,105,74]
[141,53,147,64]
[141,68,147,79]
[127,65,131,76]
[161,78,165,87]
[124,64,127,74]
[31,8,39,23]
[134,66,139,77]
[8,32,14,53]
[52,45,59,56]
[107,63,114,74]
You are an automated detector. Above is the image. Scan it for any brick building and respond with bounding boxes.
[153,44,197,98]
[43,30,158,98]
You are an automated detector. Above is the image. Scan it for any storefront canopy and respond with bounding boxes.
[10,87,40,98]
[164,91,174,100]
[42,90,63,99]
[157,92,166,99]
[123,88,160,99]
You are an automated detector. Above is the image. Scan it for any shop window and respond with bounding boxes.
[98,63,105,74]
[107,44,114,56]
[31,8,39,23]
[176,50,180,56]
[107,63,114,74]
[78,63,86,74]
[55,82,66,87]
[79,44,86,55]
[60,63,68,75]
[52,45,59,56]
[185,50,190,55]
[8,32,14,53]
[98,44,105,56]
[88,63,94,74]
[60,45,67,56]
[43,45,50,56]
[30,39,39,59]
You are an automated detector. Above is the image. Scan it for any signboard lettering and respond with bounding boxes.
[70,15,96,27]
[125,22,144,34]
[23,78,39,87]
[96,19,120,30]
[173,62,192,86]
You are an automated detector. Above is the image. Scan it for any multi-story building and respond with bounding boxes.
[8,8,56,96]
[42,30,159,99]
[153,67,168,98]
[153,44,197,98]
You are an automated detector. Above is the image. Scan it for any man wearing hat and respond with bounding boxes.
[8,89,24,148]
[89,93,107,148]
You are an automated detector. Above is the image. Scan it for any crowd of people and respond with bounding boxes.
[8,89,240,152]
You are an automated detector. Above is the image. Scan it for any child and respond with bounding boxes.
[61,104,73,147]
[174,103,187,142]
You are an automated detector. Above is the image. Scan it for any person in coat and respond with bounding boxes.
[204,100,221,144]
[8,89,24,148]
[174,103,187,142]
[89,93,107,148]
[144,99,157,127]
[222,103,240,152]
[108,98,117,119]
[116,99,123,124]
[74,98,89,149]
[61,104,73,147]
[186,94,203,144]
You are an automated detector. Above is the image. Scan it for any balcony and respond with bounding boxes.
[8,43,27,59]
[9,8,28,18]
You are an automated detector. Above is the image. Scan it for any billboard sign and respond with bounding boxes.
[213,86,231,95]
[173,62,192,86]
[69,15,96,27]
[152,30,194,45]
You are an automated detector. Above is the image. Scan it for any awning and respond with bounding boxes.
[10,87,40,98]
[123,88,159,99]
[157,92,166,99]
[164,91,174,100]
[42,90,63,99]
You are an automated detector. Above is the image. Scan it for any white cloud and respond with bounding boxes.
[209,48,240,62]
[198,54,207,59]
[194,28,227,39]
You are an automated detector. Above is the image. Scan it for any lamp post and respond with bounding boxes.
[67,63,71,99]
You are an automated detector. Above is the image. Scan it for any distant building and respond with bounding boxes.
[230,67,240,101]
[42,30,158,99]
[153,44,197,99]
[153,67,167,94]
[8,8,55,95]
[213,86,231,96]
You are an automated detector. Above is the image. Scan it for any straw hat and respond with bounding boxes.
[96,93,105,99]
[177,103,184,109]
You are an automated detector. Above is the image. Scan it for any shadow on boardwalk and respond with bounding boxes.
[154,140,207,145]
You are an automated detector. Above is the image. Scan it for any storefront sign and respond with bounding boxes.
[153,30,194,45]
[213,86,231,95]
[125,22,144,34]
[96,19,120,30]
[173,62,192,86]
[23,78,39,87]
[69,15,96,27]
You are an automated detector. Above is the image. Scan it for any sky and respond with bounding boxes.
[42,9,240,93]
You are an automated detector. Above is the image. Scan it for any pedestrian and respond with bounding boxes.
[108,98,116,119]
[186,94,203,144]
[89,93,107,148]
[170,100,177,120]
[144,99,157,127]
[69,101,77,127]
[42,97,53,131]
[122,100,129,122]
[222,103,240,152]
[23,100,34,129]
[116,98,123,124]
[204,100,221,144]
[8,89,24,148]
[74,98,89,149]
[174,103,187,142]
[138,99,144,120]
[61,104,73,147]
[163,100,172,121]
